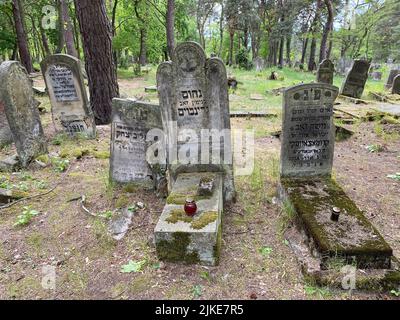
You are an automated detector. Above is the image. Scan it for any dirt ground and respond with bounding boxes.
[0,76,399,300]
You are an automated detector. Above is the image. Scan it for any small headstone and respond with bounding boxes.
[340,59,370,99]
[253,57,264,72]
[317,59,334,85]
[392,74,400,94]
[371,71,382,81]
[385,69,400,90]
[110,98,164,188]
[41,54,96,138]
[0,61,47,167]
[280,83,339,177]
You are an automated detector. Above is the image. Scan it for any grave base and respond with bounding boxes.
[278,177,393,270]
[154,172,223,266]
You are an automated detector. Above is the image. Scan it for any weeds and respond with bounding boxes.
[14,206,39,227]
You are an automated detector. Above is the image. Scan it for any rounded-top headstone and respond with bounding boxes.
[392,74,400,95]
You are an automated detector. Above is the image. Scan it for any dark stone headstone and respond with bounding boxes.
[280,83,339,178]
[392,74,400,94]
[157,42,235,202]
[41,54,96,137]
[110,98,164,188]
[0,61,47,167]
[340,59,370,99]
[317,59,334,85]
[385,69,400,90]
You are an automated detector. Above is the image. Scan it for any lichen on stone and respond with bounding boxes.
[156,232,200,264]
[191,211,218,230]
[165,209,193,224]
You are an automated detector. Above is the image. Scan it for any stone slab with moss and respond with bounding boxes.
[154,172,223,266]
[279,177,394,269]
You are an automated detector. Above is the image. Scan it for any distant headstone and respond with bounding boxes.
[0,61,47,167]
[337,57,353,75]
[340,59,370,99]
[41,54,96,137]
[253,57,264,72]
[110,98,164,188]
[392,74,400,95]
[280,83,339,177]
[157,41,235,202]
[371,71,382,81]
[385,69,400,90]
[317,59,334,85]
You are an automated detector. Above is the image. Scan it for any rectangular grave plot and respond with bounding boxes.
[279,177,393,269]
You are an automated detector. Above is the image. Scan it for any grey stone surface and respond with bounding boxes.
[157,42,235,203]
[370,71,382,81]
[391,74,400,94]
[0,61,47,168]
[154,172,223,266]
[0,101,13,147]
[0,154,20,172]
[340,59,370,99]
[280,83,339,178]
[253,57,264,72]
[108,208,135,241]
[110,98,164,187]
[41,54,96,138]
[385,69,400,90]
[317,59,334,85]
[336,57,353,75]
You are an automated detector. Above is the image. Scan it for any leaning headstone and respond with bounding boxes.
[280,83,339,177]
[392,74,400,94]
[0,61,47,167]
[157,41,235,203]
[385,69,400,90]
[110,98,164,188]
[340,59,370,99]
[317,59,334,85]
[254,57,264,72]
[41,54,96,138]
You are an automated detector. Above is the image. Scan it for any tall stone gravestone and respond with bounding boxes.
[254,57,264,72]
[0,61,47,167]
[317,59,334,85]
[280,83,339,177]
[110,98,164,188]
[392,74,400,94]
[385,69,400,90]
[340,59,370,99]
[41,54,96,137]
[157,41,235,203]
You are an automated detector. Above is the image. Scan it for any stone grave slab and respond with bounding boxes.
[317,59,334,85]
[280,83,339,177]
[154,172,223,266]
[110,98,164,188]
[0,61,47,167]
[340,59,370,99]
[41,54,96,138]
[392,74,400,94]
[385,69,400,90]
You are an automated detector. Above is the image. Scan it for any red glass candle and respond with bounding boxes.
[184,198,197,217]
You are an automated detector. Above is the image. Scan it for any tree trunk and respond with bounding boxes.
[228,30,234,66]
[60,0,78,57]
[218,1,224,57]
[278,37,284,67]
[319,0,334,62]
[286,35,291,66]
[11,0,33,73]
[301,37,308,64]
[139,29,147,65]
[40,24,51,57]
[308,0,322,71]
[166,0,175,60]
[74,0,119,125]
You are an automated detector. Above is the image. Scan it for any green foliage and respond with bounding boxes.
[52,158,70,173]
[121,260,146,273]
[387,173,400,181]
[235,48,253,70]
[14,206,39,227]
[258,246,273,258]
[192,285,203,299]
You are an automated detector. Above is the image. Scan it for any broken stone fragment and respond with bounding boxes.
[0,188,26,204]
[108,207,135,241]
[0,155,20,172]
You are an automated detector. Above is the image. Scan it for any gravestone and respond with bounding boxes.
[385,69,400,90]
[157,41,235,203]
[110,98,164,188]
[336,57,352,75]
[0,101,13,147]
[254,57,264,72]
[41,54,96,137]
[371,71,382,81]
[340,59,370,99]
[0,61,47,167]
[316,59,334,85]
[280,83,339,177]
[392,74,400,94]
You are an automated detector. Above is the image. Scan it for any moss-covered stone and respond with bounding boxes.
[165,209,193,224]
[191,211,218,230]
[35,154,50,164]
[156,232,200,264]
[93,151,110,159]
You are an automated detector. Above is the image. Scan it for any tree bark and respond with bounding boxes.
[301,37,308,64]
[74,0,119,125]
[286,35,291,66]
[319,0,334,62]
[166,0,175,60]
[11,0,33,73]
[308,0,322,71]
[278,37,284,67]
[228,30,234,66]
[60,0,78,57]
[218,1,224,57]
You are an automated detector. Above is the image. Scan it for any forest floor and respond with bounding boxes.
[0,67,399,300]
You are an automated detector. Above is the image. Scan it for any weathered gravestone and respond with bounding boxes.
[154,42,235,266]
[340,59,370,99]
[370,71,382,81]
[254,57,264,72]
[0,99,13,147]
[337,57,353,75]
[279,83,395,273]
[317,59,334,85]
[41,54,96,137]
[385,69,400,90]
[109,98,164,188]
[0,61,47,167]
[392,74,400,94]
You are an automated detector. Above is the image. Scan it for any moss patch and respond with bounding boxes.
[166,209,193,224]
[166,192,212,205]
[165,210,218,230]
[156,232,200,264]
